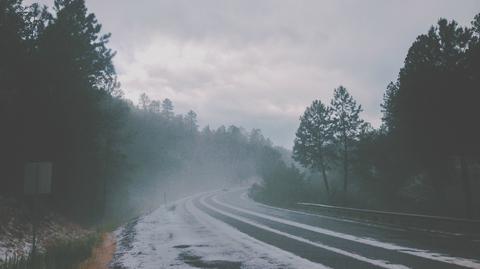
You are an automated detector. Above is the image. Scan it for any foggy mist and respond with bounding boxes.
[1,1,480,269]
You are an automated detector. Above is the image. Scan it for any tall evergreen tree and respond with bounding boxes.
[185,110,198,132]
[37,0,120,221]
[330,86,363,200]
[293,100,333,197]
[162,98,174,118]
[382,15,480,217]
[138,93,151,111]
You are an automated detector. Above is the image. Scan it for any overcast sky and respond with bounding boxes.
[29,0,479,148]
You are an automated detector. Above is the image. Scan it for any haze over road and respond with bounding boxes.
[113,188,480,269]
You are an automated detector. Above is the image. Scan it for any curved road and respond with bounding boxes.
[189,189,480,269]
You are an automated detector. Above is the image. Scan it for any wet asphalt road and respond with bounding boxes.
[192,189,480,269]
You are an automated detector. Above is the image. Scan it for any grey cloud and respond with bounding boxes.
[27,0,480,148]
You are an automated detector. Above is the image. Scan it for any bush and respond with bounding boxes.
[252,160,306,206]
[0,234,100,269]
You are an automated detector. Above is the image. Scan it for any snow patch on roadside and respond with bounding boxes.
[0,195,91,262]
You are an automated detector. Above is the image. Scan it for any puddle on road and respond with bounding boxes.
[178,251,242,269]
[173,244,209,249]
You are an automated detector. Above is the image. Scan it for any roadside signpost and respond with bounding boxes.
[23,162,52,262]
[24,162,52,195]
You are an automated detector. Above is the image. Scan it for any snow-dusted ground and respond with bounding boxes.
[111,194,327,269]
[0,196,91,262]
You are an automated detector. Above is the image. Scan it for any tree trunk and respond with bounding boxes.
[343,133,348,200]
[320,161,330,199]
[429,160,448,214]
[102,136,111,223]
[460,155,473,219]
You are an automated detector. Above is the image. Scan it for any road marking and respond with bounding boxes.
[185,197,332,269]
[212,195,480,269]
[242,191,472,238]
[199,195,410,269]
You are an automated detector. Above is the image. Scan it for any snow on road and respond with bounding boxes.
[111,194,327,269]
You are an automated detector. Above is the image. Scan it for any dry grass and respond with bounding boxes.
[77,233,116,269]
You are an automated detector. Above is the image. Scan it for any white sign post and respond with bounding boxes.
[24,162,52,259]
[24,162,52,195]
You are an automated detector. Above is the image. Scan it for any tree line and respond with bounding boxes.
[255,13,480,219]
[0,0,282,224]
[2,0,479,222]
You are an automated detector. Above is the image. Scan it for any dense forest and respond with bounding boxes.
[1,0,479,227]
[0,0,286,224]
[255,13,480,219]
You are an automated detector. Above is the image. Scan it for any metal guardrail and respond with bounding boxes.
[296,202,480,235]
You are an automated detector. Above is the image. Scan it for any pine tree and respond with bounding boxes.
[382,15,480,218]
[162,98,174,118]
[330,86,363,201]
[293,100,333,198]
[185,110,198,132]
[138,93,151,110]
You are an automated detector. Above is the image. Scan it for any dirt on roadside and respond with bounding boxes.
[77,233,116,269]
